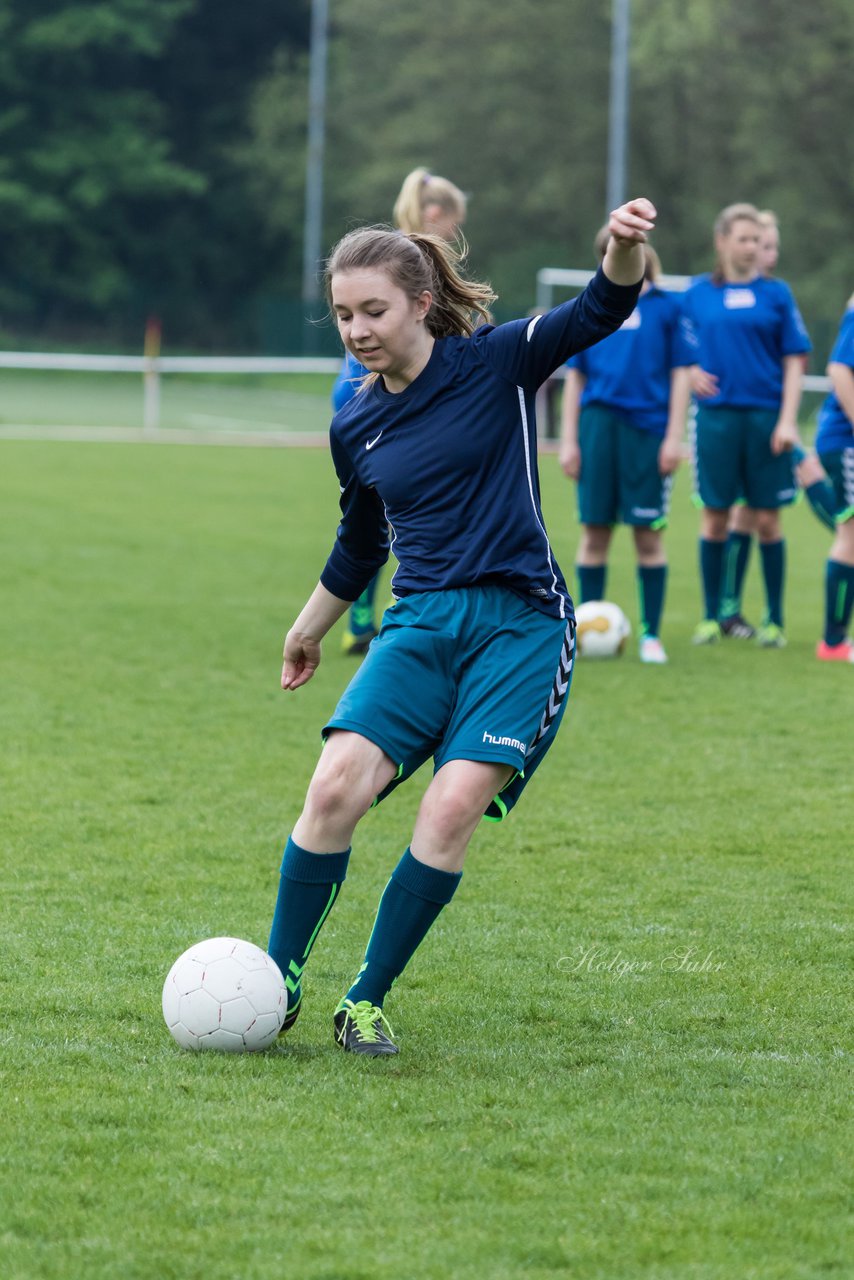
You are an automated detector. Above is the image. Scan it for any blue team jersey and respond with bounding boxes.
[815,307,854,453]
[320,267,641,621]
[331,351,368,411]
[566,284,691,433]
[680,274,811,409]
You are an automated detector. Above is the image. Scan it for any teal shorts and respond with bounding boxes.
[816,448,854,523]
[692,405,797,511]
[324,586,575,821]
[577,404,672,528]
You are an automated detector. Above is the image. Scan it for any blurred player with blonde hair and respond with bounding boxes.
[683,202,811,648]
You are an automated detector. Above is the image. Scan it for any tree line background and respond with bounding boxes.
[1,0,852,358]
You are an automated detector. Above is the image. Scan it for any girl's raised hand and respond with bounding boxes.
[608,198,657,246]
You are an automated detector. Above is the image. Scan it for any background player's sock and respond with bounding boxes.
[349,572,380,636]
[699,538,725,621]
[268,837,350,1015]
[759,539,785,627]
[791,444,839,532]
[343,848,461,1010]
[720,531,752,619]
[803,481,839,532]
[576,564,606,604]
[637,564,667,637]
[824,559,854,645]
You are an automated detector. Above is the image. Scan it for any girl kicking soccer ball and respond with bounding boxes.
[268,198,657,1055]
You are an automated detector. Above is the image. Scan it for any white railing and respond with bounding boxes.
[0,353,341,432]
[535,267,692,309]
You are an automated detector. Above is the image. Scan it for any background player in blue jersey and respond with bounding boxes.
[681,202,811,648]
[332,167,468,656]
[814,293,854,663]
[559,229,691,664]
[267,196,657,1055]
[704,209,838,631]
[718,209,782,637]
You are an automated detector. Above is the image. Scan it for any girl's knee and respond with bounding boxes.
[416,763,513,848]
[580,524,612,558]
[303,745,379,826]
[755,509,782,541]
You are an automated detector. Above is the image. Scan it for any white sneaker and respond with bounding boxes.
[640,636,668,664]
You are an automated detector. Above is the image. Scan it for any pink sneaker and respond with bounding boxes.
[639,636,668,664]
[816,639,854,663]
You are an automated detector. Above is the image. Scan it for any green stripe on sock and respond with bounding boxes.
[302,882,340,959]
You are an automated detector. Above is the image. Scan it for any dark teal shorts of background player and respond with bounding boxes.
[323,585,576,822]
[577,404,672,529]
[817,447,854,525]
[692,404,798,511]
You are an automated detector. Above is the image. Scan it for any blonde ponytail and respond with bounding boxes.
[392,167,467,236]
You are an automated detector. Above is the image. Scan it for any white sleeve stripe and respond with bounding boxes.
[516,385,565,618]
[526,315,543,343]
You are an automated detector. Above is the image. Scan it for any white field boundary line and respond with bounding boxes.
[0,424,563,451]
[0,353,342,373]
[185,413,306,430]
[0,429,810,459]
[0,424,330,448]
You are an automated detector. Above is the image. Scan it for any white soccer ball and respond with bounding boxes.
[574,599,632,658]
[162,937,287,1052]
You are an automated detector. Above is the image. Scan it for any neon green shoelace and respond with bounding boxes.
[343,999,395,1044]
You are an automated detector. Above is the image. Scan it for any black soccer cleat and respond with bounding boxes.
[341,628,379,656]
[277,998,302,1037]
[333,999,399,1056]
[720,614,756,639]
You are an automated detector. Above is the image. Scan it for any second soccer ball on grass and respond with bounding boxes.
[574,600,632,658]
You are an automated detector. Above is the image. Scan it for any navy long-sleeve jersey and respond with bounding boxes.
[320,267,641,621]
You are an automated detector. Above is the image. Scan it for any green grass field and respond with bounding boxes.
[1,429,851,1279]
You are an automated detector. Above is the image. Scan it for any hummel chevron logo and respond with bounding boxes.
[286,957,306,994]
[365,431,383,450]
[529,622,576,753]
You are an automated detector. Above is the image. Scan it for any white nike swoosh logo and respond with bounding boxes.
[365,432,383,450]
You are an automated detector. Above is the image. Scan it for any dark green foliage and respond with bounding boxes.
[0,0,310,344]
[1,0,852,354]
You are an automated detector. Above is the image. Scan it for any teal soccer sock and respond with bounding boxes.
[268,837,350,1015]
[824,559,854,645]
[759,539,786,628]
[721,531,752,619]
[791,444,838,532]
[349,571,380,635]
[576,564,607,604]
[699,538,725,621]
[637,564,667,638]
[344,848,462,1010]
[804,481,839,533]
